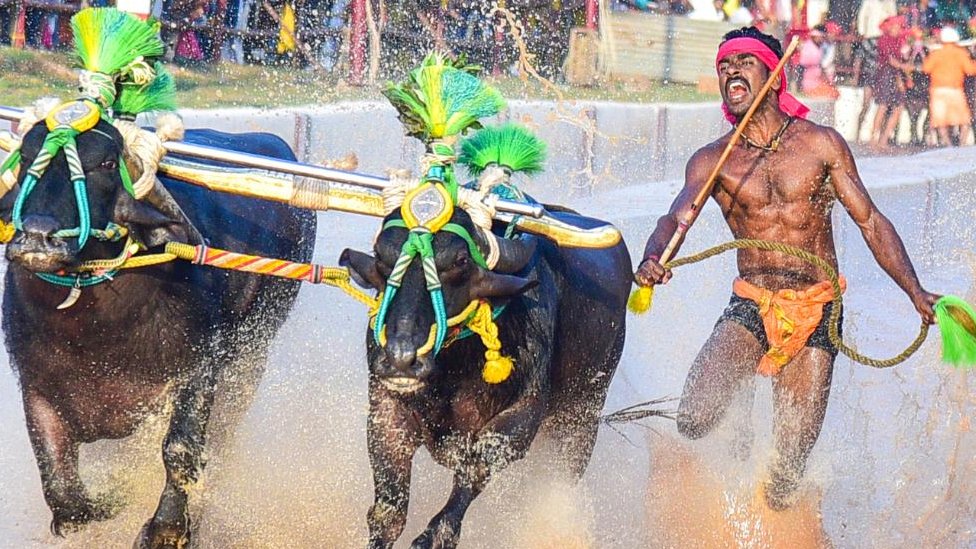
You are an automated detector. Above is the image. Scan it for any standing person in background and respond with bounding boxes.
[798,26,839,97]
[855,0,898,142]
[871,15,908,147]
[902,27,930,146]
[923,26,976,145]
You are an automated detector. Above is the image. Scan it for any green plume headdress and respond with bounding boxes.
[114,62,177,117]
[935,296,976,367]
[458,123,547,177]
[383,52,505,142]
[72,8,165,109]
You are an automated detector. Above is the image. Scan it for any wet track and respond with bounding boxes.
[1,139,975,548]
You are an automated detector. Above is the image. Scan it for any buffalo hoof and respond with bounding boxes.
[134,517,190,549]
[50,494,119,536]
[410,518,461,549]
[762,472,800,512]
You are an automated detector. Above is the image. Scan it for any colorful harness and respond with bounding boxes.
[370,146,516,383]
[0,99,137,289]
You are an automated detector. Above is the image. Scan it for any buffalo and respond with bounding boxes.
[2,119,315,548]
[341,205,631,548]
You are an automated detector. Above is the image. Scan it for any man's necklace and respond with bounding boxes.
[739,116,794,152]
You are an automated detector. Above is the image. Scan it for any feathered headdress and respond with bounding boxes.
[383,52,505,142]
[71,8,165,109]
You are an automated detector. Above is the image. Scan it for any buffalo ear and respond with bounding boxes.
[113,192,196,248]
[340,248,386,290]
[469,269,538,299]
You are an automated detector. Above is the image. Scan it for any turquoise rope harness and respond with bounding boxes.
[372,218,491,354]
[5,112,135,289]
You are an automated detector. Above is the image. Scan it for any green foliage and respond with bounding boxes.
[458,123,547,177]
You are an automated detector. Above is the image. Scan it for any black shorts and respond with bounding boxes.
[717,294,843,358]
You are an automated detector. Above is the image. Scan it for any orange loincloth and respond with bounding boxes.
[733,276,847,376]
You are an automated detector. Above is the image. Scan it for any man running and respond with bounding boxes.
[635,26,939,510]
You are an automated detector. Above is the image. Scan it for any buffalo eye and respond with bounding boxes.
[96,158,118,171]
[440,252,473,285]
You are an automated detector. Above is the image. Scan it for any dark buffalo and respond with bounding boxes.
[3,120,315,548]
[341,206,630,548]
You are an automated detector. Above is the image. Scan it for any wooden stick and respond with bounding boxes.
[658,36,800,265]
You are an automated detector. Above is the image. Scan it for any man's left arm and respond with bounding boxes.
[825,129,939,323]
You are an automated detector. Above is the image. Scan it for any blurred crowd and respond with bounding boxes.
[4,0,976,146]
[0,0,577,77]
[619,0,976,147]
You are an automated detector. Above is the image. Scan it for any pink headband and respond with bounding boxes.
[715,37,809,124]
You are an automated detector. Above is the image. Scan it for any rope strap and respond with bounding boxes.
[663,238,929,369]
[163,242,379,313]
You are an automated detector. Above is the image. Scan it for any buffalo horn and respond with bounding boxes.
[491,236,537,274]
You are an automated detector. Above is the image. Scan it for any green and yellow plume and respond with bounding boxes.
[72,8,164,107]
[383,52,505,142]
[935,296,976,367]
[458,123,547,177]
[114,62,177,116]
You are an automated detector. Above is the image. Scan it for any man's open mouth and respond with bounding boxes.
[727,78,750,102]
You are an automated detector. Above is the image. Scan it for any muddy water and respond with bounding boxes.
[1,148,975,548]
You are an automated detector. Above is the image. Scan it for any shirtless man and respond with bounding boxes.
[635,27,939,510]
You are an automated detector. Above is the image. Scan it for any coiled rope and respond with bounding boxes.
[661,238,929,369]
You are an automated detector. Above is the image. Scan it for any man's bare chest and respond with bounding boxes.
[715,151,828,208]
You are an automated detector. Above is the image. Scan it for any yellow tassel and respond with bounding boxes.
[466,301,515,383]
[628,286,654,314]
[482,351,514,384]
[0,219,14,244]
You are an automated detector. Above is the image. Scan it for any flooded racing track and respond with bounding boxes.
[1,102,975,548]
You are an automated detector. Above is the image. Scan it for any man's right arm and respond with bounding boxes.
[635,146,716,286]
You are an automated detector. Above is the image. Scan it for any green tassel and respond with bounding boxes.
[72,8,164,75]
[114,62,177,116]
[934,295,976,367]
[458,123,547,177]
[383,52,504,142]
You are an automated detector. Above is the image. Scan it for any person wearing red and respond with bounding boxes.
[871,15,908,147]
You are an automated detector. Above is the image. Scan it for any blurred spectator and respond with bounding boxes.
[871,15,907,147]
[902,27,930,145]
[936,0,971,35]
[855,0,898,142]
[923,25,976,145]
[727,0,756,25]
[0,3,11,46]
[689,0,726,21]
[798,25,839,98]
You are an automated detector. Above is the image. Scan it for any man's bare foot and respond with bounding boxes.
[762,470,800,511]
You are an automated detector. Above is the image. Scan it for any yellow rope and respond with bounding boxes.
[635,238,929,369]
[465,301,514,383]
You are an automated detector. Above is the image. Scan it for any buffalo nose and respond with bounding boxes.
[386,341,417,374]
[21,215,61,239]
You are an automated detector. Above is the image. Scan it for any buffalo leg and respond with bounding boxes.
[23,390,113,534]
[412,396,545,549]
[138,363,217,549]
[367,394,421,549]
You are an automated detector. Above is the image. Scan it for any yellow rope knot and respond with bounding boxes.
[0,219,15,244]
[466,301,514,383]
